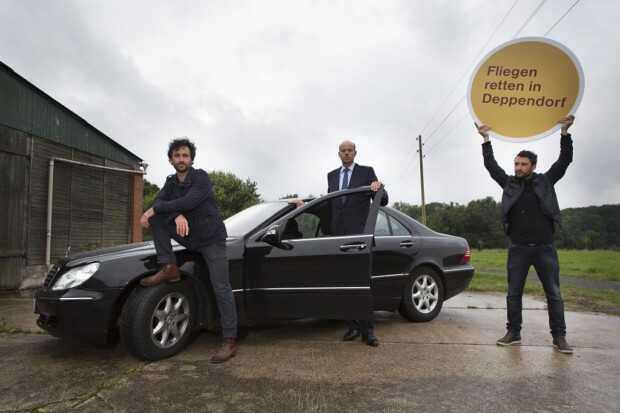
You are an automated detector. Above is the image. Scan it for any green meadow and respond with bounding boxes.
[471,249,619,281]
[468,250,620,316]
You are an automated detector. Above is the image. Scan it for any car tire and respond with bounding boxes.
[398,267,444,322]
[120,281,196,360]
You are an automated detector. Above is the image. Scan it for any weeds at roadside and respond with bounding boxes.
[28,402,45,412]
[0,321,46,334]
[70,364,146,409]
[26,364,147,412]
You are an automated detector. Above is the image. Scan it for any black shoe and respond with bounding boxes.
[343,329,361,341]
[496,331,521,346]
[553,336,574,354]
[363,334,379,347]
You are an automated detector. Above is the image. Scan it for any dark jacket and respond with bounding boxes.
[152,167,227,245]
[482,134,573,234]
[327,163,388,235]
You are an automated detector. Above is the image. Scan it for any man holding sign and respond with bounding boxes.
[476,115,575,354]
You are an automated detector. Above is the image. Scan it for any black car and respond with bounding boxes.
[34,186,474,360]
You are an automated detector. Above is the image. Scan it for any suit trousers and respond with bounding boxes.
[346,319,374,336]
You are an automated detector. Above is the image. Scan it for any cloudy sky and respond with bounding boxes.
[1,0,618,208]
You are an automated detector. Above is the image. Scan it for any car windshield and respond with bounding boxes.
[224,202,290,237]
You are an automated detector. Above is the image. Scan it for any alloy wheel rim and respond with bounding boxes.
[411,274,439,314]
[150,292,190,348]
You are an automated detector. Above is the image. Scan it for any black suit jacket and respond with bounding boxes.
[327,163,388,236]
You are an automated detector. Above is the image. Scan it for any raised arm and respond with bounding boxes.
[546,115,575,184]
[476,122,509,188]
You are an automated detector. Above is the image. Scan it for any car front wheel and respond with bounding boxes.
[398,267,444,322]
[120,281,196,360]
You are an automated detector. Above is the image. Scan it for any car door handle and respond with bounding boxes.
[339,243,367,252]
[400,241,415,248]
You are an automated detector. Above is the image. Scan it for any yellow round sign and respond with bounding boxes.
[468,37,584,142]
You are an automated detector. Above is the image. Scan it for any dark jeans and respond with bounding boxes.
[346,320,374,336]
[506,242,566,337]
[149,214,237,338]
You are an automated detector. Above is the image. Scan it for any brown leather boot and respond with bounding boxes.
[210,338,237,364]
[140,264,181,286]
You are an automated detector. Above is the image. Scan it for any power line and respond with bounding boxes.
[423,95,466,145]
[424,112,470,156]
[424,0,552,148]
[394,0,519,197]
[422,0,521,144]
[386,135,421,189]
[424,0,560,151]
[386,2,521,195]
[512,0,548,38]
[389,151,420,199]
[544,0,580,37]
[389,0,580,201]
[423,0,552,150]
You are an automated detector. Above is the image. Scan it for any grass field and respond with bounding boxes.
[468,249,620,316]
[471,249,620,281]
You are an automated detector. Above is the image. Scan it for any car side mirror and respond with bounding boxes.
[262,224,282,245]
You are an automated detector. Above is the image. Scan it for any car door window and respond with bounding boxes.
[284,213,323,239]
[390,214,412,236]
[282,217,304,239]
[374,210,412,236]
[278,188,384,241]
[289,194,349,239]
[374,210,391,236]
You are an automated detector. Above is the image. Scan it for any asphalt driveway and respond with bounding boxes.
[1,292,619,412]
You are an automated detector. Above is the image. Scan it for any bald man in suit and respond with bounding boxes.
[328,140,388,347]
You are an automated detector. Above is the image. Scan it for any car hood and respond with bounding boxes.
[59,241,158,267]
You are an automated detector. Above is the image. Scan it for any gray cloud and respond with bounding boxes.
[1,0,617,208]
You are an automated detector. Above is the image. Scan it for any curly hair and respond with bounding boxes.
[167,138,196,160]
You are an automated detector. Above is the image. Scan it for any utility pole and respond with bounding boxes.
[417,135,427,225]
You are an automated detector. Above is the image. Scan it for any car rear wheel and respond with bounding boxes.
[398,267,444,322]
[120,281,196,360]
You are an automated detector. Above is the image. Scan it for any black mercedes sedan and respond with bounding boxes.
[34,186,474,360]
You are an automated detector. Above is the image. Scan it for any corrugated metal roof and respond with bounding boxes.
[0,61,142,166]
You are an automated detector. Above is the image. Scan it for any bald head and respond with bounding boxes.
[338,140,357,167]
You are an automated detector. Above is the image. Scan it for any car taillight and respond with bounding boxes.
[461,247,471,263]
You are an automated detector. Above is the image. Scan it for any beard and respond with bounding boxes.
[173,163,190,173]
[516,171,533,180]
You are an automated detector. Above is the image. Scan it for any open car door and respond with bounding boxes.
[243,186,385,320]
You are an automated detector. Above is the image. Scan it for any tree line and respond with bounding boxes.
[393,198,620,250]
[143,173,619,250]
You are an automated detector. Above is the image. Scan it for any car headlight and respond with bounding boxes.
[52,262,100,291]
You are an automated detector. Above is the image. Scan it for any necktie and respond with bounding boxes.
[341,168,349,205]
